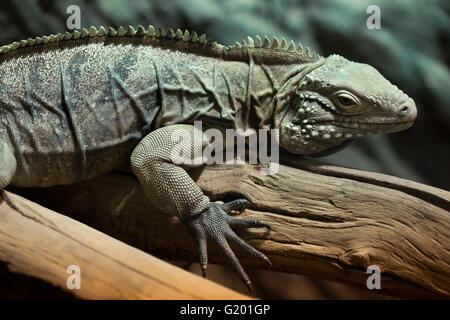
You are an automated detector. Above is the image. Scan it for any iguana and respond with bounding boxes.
[0,25,416,291]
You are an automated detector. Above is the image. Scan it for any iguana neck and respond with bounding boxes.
[238,57,326,133]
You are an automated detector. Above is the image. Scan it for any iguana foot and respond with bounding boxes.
[180,200,271,292]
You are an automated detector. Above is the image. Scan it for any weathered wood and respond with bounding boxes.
[0,191,250,299]
[11,159,450,299]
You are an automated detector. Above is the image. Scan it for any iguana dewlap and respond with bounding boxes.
[0,25,416,291]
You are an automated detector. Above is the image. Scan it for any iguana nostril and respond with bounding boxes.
[398,105,410,118]
[397,99,417,122]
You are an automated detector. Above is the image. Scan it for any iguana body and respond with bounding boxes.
[0,25,416,290]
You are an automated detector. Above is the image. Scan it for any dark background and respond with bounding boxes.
[0,0,448,299]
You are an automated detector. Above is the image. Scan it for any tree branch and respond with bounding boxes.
[0,191,250,299]
[10,159,450,299]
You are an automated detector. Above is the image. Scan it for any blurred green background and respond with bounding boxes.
[0,0,448,299]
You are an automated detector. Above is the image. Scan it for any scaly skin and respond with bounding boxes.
[0,25,416,291]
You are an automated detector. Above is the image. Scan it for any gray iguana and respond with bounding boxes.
[0,25,416,291]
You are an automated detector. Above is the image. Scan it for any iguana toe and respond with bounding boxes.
[219,199,252,214]
[180,201,271,292]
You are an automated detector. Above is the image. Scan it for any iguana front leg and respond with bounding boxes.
[131,125,271,291]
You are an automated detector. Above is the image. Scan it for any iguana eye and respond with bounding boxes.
[335,91,359,107]
[338,96,354,106]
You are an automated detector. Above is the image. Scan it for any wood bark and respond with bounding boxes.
[0,191,250,299]
[7,158,450,299]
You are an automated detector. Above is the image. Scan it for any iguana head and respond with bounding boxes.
[277,54,417,156]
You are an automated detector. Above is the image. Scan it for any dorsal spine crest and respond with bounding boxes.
[0,25,216,56]
[0,25,322,65]
[225,35,322,63]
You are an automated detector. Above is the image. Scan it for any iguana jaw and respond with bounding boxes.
[293,98,416,135]
[278,97,416,155]
[291,87,417,133]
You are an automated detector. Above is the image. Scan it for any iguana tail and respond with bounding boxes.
[0,139,16,189]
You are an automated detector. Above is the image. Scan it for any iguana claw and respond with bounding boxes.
[180,200,271,292]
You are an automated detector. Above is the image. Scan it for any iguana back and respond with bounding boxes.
[0,26,254,187]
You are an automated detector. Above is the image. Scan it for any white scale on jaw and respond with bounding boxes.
[295,96,351,140]
[293,90,406,141]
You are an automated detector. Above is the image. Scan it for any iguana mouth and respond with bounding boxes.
[298,120,414,139]
[291,117,414,141]
[333,120,414,133]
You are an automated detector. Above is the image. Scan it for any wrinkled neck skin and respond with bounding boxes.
[248,59,326,154]
[220,58,326,161]
[236,58,326,134]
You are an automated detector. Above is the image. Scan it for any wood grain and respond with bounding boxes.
[9,159,450,299]
[0,191,250,299]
